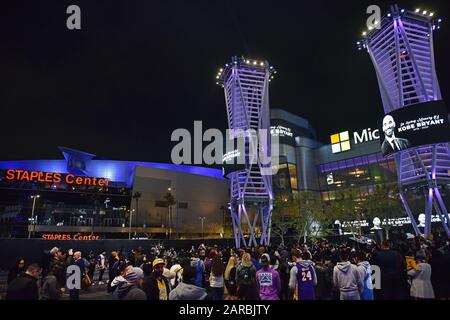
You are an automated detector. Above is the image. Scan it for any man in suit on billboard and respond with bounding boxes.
[381,115,410,155]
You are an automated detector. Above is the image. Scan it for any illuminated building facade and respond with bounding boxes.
[0,147,228,238]
[359,5,450,237]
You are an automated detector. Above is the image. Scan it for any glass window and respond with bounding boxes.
[288,164,298,190]
[155,201,168,208]
[273,163,290,191]
[177,202,188,209]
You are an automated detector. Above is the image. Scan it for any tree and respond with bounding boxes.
[132,192,142,226]
[271,195,293,246]
[164,192,176,239]
[290,191,326,244]
[364,183,403,239]
[325,188,362,236]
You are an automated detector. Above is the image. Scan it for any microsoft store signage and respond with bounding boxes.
[330,128,380,154]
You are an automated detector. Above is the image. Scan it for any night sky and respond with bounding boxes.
[1,0,449,163]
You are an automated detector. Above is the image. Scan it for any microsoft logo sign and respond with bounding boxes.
[331,131,351,153]
[330,128,380,154]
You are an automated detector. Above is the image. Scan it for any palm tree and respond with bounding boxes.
[132,192,142,227]
[164,192,176,239]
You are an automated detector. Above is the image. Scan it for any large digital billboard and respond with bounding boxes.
[378,100,450,156]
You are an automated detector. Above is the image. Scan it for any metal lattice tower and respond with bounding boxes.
[216,56,275,248]
[359,5,450,237]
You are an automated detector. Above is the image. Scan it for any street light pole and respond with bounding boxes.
[129,209,134,240]
[28,195,40,239]
[199,216,206,241]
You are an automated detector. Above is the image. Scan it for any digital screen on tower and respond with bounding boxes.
[221,136,246,177]
[378,100,450,157]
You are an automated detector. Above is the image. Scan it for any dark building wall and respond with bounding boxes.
[131,166,229,230]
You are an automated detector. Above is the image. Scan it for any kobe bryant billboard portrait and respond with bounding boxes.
[378,101,450,157]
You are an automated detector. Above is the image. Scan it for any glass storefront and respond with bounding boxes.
[318,152,397,201]
[273,162,298,198]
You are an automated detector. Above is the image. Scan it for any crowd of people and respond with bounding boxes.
[5,235,450,300]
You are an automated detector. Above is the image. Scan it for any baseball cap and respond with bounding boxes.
[260,253,270,266]
[152,258,165,268]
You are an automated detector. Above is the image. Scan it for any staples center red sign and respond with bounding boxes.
[5,169,110,186]
[42,234,100,240]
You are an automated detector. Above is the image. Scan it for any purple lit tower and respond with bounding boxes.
[359,5,450,237]
[216,57,275,248]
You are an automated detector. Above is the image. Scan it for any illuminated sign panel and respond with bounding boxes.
[5,169,110,186]
[42,234,100,240]
[270,119,298,145]
[378,100,450,156]
[270,125,293,138]
[330,129,380,154]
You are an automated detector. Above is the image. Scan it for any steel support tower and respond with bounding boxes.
[359,5,450,237]
[217,56,275,248]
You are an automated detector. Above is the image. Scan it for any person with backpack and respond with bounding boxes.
[256,253,281,300]
[354,251,374,300]
[289,250,317,300]
[236,252,259,300]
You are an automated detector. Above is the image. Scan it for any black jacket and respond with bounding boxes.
[314,263,332,299]
[7,267,25,285]
[381,137,410,155]
[48,258,66,288]
[142,273,170,300]
[6,273,39,300]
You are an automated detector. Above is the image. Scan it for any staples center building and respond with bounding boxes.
[1,109,448,238]
[0,147,228,238]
